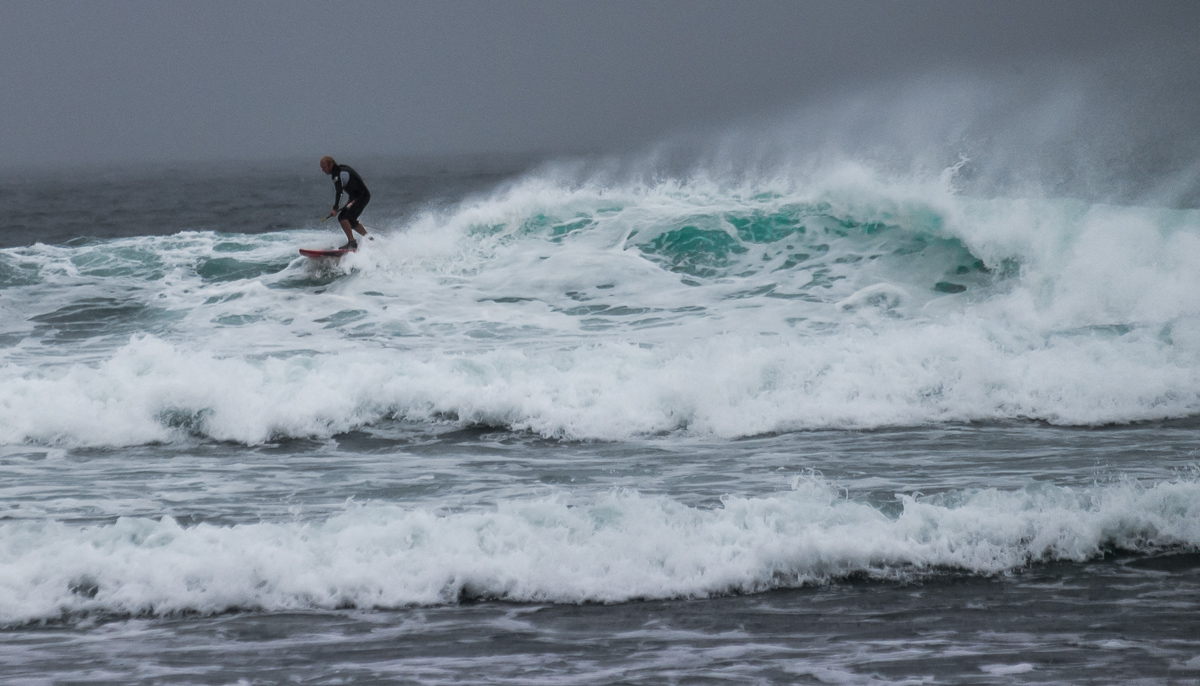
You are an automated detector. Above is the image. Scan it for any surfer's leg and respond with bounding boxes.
[349,196,369,236]
[335,204,359,248]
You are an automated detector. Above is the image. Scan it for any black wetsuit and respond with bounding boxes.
[330,164,371,227]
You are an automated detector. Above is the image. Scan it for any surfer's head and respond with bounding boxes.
[319,156,336,174]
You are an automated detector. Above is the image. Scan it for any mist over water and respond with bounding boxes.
[608,53,1200,211]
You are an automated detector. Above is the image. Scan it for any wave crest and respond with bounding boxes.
[3,477,1197,625]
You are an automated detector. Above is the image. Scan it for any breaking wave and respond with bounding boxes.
[3,163,1200,445]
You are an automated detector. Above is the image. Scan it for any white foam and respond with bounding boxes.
[3,311,1199,445]
[1,477,1196,625]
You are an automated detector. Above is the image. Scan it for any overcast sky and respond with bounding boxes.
[2,0,1197,168]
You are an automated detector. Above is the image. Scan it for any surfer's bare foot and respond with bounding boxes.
[341,240,358,250]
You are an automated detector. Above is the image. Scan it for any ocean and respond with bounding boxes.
[1,154,1199,684]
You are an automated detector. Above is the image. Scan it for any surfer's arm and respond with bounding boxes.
[332,178,343,211]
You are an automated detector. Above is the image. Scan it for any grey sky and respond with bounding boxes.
[2,0,1197,168]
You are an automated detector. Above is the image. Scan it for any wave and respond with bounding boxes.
[3,165,1200,445]
[2,477,1197,625]
[3,325,1200,446]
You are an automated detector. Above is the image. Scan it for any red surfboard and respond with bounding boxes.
[299,247,357,258]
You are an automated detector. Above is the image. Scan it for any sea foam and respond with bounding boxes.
[1,477,1196,625]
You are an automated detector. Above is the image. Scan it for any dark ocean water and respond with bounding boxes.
[1,157,1199,684]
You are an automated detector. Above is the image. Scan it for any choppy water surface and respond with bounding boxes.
[1,159,1199,684]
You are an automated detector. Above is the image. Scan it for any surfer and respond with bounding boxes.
[320,156,370,249]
